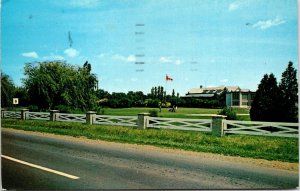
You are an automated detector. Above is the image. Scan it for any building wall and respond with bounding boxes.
[226,92,255,108]
[226,93,232,107]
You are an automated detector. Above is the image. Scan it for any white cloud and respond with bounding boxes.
[112,54,136,63]
[159,56,183,65]
[174,59,182,65]
[220,79,229,83]
[43,53,64,60]
[21,51,39,58]
[64,48,80,58]
[68,0,100,7]
[127,55,137,62]
[159,57,172,63]
[253,16,286,30]
[98,53,137,63]
[228,1,244,11]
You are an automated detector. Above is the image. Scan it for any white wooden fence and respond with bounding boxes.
[223,120,298,138]
[1,110,298,138]
[2,111,21,119]
[148,117,212,132]
[94,115,137,127]
[28,112,50,121]
[57,113,86,123]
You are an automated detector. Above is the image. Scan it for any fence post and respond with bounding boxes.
[21,109,29,120]
[86,111,96,125]
[50,110,59,121]
[212,115,227,137]
[1,108,6,118]
[137,113,150,129]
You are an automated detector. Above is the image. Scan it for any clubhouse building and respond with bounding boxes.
[183,85,255,108]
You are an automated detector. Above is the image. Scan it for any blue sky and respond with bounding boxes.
[2,0,298,95]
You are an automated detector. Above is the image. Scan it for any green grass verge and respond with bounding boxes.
[2,119,298,163]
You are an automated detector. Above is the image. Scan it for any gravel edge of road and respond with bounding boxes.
[2,128,299,172]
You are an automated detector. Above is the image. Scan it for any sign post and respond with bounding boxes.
[13,98,19,116]
[13,98,19,105]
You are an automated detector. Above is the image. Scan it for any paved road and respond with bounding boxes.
[2,128,299,189]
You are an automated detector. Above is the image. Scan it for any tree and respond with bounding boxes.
[23,61,98,111]
[218,87,228,108]
[1,73,15,108]
[14,86,29,107]
[172,89,175,97]
[250,74,281,121]
[278,61,298,122]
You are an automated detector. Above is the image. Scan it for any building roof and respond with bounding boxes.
[187,86,240,95]
[183,93,215,98]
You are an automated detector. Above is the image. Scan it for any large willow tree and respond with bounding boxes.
[1,72,15,108]
[23,61,98,111]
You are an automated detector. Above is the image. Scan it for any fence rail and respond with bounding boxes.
[1,110,298,138]
[28,112,50,121]
[57,113,86,123]
[148,117,212,132]
[224,120,298,138]
[94,115,137,127]
[2,111,21,119]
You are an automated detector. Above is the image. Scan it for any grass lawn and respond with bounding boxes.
[7,106,251,120]
[2,119,298,163]
[102,107,250,120]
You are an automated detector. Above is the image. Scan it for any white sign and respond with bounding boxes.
[13,98,19,105]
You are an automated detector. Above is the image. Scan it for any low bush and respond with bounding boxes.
[218,107,237,120]
[149,110,158,117]
[27,105,39,112]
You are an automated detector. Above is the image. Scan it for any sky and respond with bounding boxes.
[1,0,298,96]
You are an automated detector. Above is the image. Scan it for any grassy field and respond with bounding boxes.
[2,119,298,163]
[8,106,251,120]
[101,107,250,120]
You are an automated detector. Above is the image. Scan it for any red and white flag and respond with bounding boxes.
[166,75,173,81]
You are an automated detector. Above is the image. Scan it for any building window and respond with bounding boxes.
[232,100,240,106]
[232,92,239,100]
[242,93,248,100]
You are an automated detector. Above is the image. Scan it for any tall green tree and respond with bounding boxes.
[172,89,175,97]
[1,72,15,107]
[250,74,281,121]
[278,61,298,122]
[23,61,98,111]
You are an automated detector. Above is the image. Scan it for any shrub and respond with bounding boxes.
[27,105,39,112]
[54,105,72,113]
[149,110,158,117]
[218,107,237,120]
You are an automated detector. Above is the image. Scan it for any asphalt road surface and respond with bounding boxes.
[2,128,299,189]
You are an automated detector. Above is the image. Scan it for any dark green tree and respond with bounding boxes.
[172,89,175,97]
[23,61,98,111]
[278,61,298,122]
[14,86,30,107]
[250,73,281,121]
[154,87,157,98]
[218,88,228,108]
[1,72,15,108]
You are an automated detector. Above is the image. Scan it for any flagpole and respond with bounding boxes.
[165,74,167,103]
